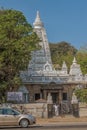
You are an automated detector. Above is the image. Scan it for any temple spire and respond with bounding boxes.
[72,57,77,64]
[69,57,82,75]
[61,61,67,74]
[33,11,43,28]
[62,61,67,69]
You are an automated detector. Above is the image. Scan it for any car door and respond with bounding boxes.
[3,108,20,126]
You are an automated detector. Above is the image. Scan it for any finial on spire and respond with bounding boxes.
[35,11,41,22]
[37,11,40,17]
[33,11,43,28]
[73,57,77,64]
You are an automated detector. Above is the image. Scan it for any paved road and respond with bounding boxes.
[0,123,87,130]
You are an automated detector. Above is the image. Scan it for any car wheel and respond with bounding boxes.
[20,119,29,128]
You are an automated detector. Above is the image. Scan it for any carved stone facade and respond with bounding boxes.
[20,11,87,108]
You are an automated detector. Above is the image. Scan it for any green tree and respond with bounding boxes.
[0,9,39,102]
[75,89,87,103]
[75,44,87,103]
[76,52,87,74]
[49,41,77,70]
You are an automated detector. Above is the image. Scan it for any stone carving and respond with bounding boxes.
[47,93,53,104]
[71,92,78,104]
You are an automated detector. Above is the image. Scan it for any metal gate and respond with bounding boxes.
[47,104,53,118]
[60,101,71,115]
[72,103,79,117]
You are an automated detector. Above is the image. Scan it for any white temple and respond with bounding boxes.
[19,11,87,105]
[20,11,86,84]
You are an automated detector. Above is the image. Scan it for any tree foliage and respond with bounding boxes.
[75,89,87,103]
[49,41,77,70]
[0,9,39,101]
[49,42,87,74]
[75,44,87,74]
[76,51,87,74]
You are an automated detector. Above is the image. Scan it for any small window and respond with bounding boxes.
[63,93,67,100]
[3,108,20,115]
[35,93,40,100]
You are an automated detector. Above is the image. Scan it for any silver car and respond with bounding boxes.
[0,107,36,128]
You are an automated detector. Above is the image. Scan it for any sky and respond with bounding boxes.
[0,0,87,49]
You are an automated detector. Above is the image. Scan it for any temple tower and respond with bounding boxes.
[28,11,52,72]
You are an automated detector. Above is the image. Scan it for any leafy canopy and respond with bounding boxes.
[49,41,77,70]
[76,44,87,74]
[0,9,39,101]
[75,89,87,103]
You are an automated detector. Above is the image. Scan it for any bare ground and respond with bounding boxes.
[36,116,87,124]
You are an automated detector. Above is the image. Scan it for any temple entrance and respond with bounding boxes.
[41,83,63,104]
[51,92,59,104]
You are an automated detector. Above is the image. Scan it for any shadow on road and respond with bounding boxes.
[0,125,43,129]
[0,124,87,129]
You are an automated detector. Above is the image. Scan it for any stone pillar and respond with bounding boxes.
[47,92,53,104]
[43,90,47,100]
[71,92,79,117]
[26,93,29,103]
[47,92,53,118]
[40,93,42,99]
[59,90,62,104]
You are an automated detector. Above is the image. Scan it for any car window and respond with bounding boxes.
[12,109,20,115]
[4,108,13,115]
[3,108,20,115]
[0,109,3,114]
